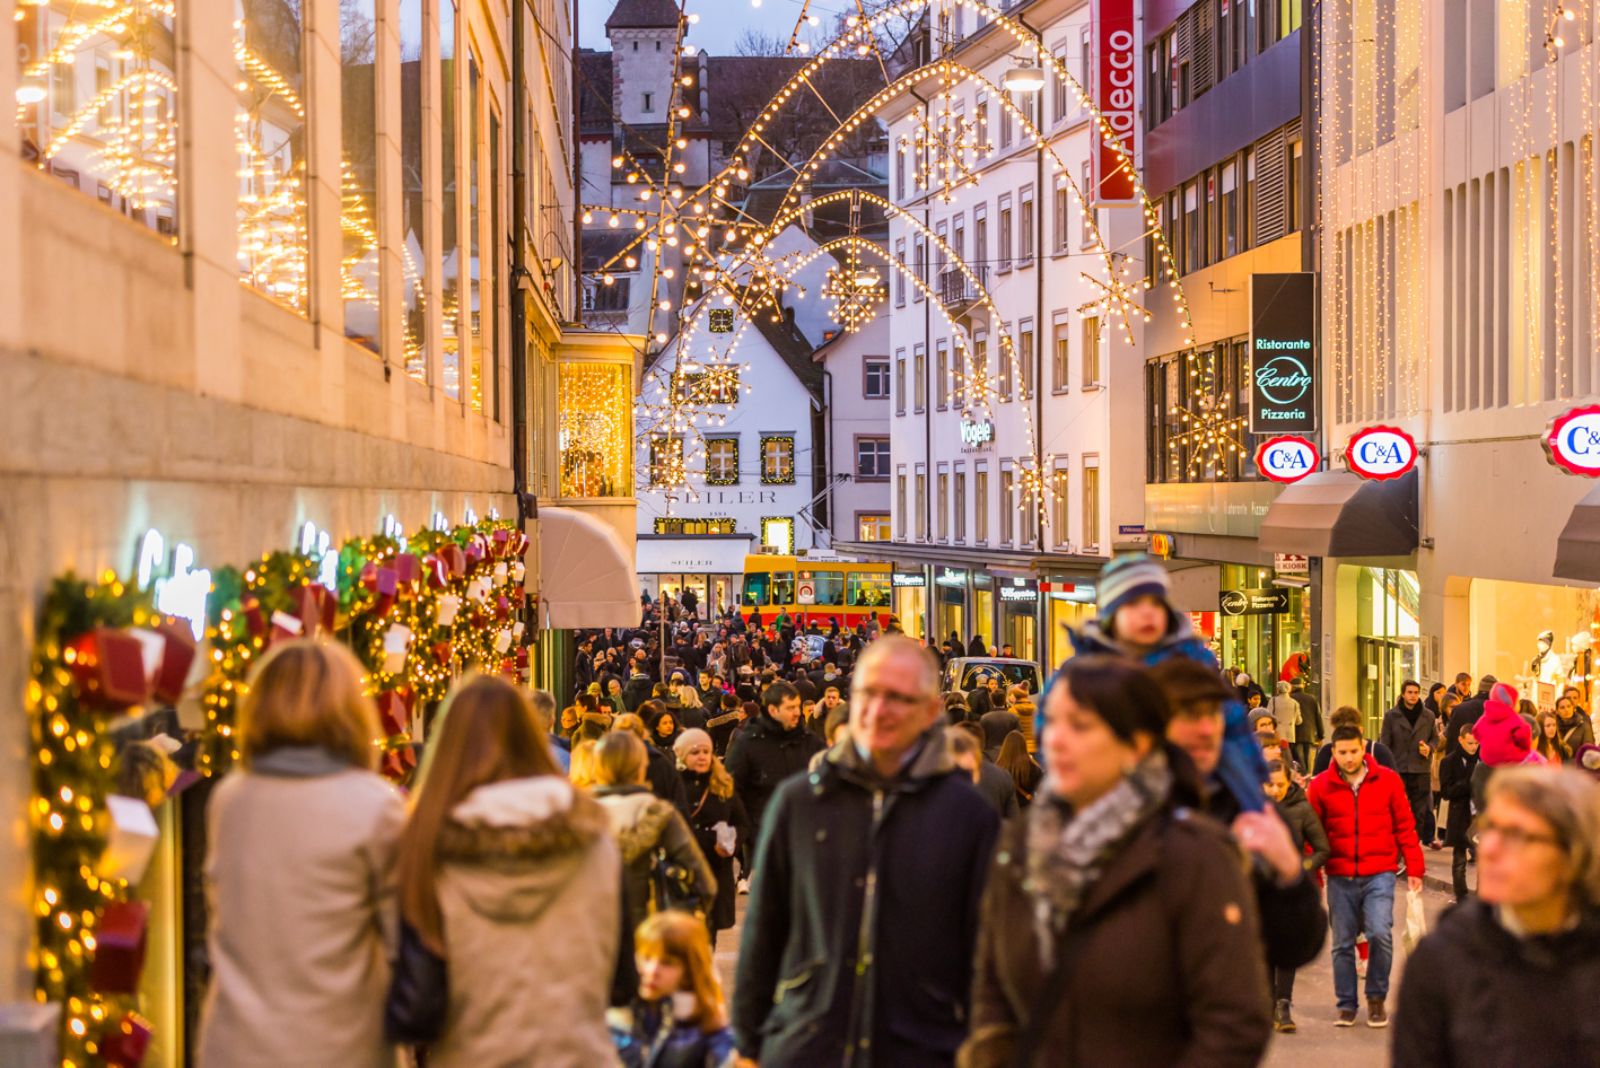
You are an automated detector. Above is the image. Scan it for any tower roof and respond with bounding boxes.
[605,0,682,31]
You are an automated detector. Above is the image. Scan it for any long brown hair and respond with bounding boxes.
[995,730,1039,791]
[238,639,379,770]
[396,674,562,952]
[634,910,727,1032]
[1536,711,1573,764]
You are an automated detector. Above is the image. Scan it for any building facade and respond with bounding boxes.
[0,0,635,1052]
[1140,0,1316,686]
[857,0,1148,665]
[815,307,895,550]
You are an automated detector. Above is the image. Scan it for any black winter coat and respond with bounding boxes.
[733,731,1000,1067]
[724,711,825,836]
[623,676,654,713]
[645,744,690,815]
[1437,749,1479,847]
[1290,687,1323,744]
[1445,692,1490,753]
[680,769,750,932]
[1379,702,1438,775]
[1207,778,1328,971]
[1393,900,1600,1068]
[1272,782,1331,874]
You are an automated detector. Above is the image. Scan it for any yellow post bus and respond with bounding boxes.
[741,555,893,628]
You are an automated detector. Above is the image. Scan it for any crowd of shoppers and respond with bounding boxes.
[193,553,1600,1066]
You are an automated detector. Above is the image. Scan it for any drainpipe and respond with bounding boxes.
[572,0,585,317]
[1019,10,1047,661]
[821,368,834,545]
[510,0,531,520]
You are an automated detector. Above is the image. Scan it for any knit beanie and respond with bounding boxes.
[1096,554,1172,625]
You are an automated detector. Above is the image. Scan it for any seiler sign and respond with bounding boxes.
[1345,426,1418,481]
[1091,0,1138,206]
[1254,435,1320,484]
[1544,404,1600,477]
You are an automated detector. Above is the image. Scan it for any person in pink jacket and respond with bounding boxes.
[1474,683,1535,767]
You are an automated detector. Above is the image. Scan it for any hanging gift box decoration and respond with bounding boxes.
[511,621,526,642]
[440,544,468,578]
[466,576,492,604]
[423,554,449,589]
[376,690,409,737]
[435,593,462,627]
[509,560,526,585]
[431,640,453,665]
[493,630,513,655]
[491,528,510,556]
[151,619,198,704]
[238,594,267,638]
[493,561,508,583]
[68,628,151,708]
[393,553,422,590]
[90,899,150,994]
[100,1012,154,1068]
[268,610,304,646]
[295,584,336,637]
[382,624,412,675]
[99,796,160,886]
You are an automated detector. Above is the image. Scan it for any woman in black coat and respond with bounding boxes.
[672,728,749,945]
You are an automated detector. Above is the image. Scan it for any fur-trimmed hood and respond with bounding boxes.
[592,785,678,864]
[436,776,610,925]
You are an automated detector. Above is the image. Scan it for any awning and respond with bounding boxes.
[1555,480,1600,581]
[1257,470,1418,558]
[633,535,753,575]
[537,506,640,629]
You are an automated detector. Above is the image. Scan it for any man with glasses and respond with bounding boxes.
[1308,725,1426,1030]
[733,635,1000,1067]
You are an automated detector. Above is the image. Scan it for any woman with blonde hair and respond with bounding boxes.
[673,728,749,946]
[386,674,620,1065]
[570,738,602,790]
[197,639,404,1068]
[610,910,737,1067]
[1394,767,1600,1066]
[593,730,716,1006]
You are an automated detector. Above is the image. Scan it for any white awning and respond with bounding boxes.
[537,507,640,629]
[633,535,753,576]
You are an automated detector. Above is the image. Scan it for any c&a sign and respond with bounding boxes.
[1545,405,1600,477]
[1345,426,1418,481]
[1254,435,1319,484]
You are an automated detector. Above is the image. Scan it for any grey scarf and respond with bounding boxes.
[1023,749,1173,968]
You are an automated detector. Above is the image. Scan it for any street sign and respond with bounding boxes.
[1219,588,1291,617]
[1249,273,1318,434]
[797,579,816,604]
[1254,435,1320,484]
[1345,425,1418,481]
[1545,404,1600,477]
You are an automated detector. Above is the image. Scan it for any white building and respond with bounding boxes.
[633,296,825,613]
[815,307,895,547]
[1256,0,1600,719]
[851,0,1148,665]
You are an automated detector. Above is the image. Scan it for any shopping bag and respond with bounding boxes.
[1403,888,1428,952]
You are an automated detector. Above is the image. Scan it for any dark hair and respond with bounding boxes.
[577,691,599,713]
[1054,656,1171,744]
[995,732,1039,788]
[968,688,993,718]
[1479,674,1498,691]
[1427,682,1445,698]
[1455,672,1472,685]
[1147,658,1233,721]
[1328,705,1363,731]
[953,720,985,747]
[720,692,741,711]
[1330,725,1364,746]
[637,698,666,720]
[1265,759,1287,778]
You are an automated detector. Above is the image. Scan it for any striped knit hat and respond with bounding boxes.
[1096,553,1172,625]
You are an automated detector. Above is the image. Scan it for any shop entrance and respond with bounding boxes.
[1357,636,1419,734]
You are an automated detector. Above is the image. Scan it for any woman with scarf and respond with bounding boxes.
[960,656,1271,1068]
[672,729,748,948]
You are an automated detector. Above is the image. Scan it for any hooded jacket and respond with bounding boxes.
[733,728,1000,1067]
[424,776,621,1067]
[1437,748,1480,848]
[1379,699,1438,775]
[1306,755,1426,878]
[724,709,825,835]
[1475,696,1533,767]
[1393,899,1600,1068]
[1071,614,1268,813]
[1272,781,1331,874]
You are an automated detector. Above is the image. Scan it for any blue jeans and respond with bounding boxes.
[1327,874,1396,1011]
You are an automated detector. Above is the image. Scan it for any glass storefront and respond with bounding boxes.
[973,572,994,650]
[640,572,741,618]
[1047,583,1098,668]
[997,578,1039,663]
[892,571,927,637]
[1345,566,1421,733]
[935,567,968,645]
[1468,577,1600,710]
[1217,564,1310,694]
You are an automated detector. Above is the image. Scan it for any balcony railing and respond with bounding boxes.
[940,265,988,308]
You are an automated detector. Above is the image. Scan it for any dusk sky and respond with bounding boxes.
[576,0,848,55]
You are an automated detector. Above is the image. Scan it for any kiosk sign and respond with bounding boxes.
[1254,435,1320,484]
[1345,425,1418,481]
[1545,405,1600,477]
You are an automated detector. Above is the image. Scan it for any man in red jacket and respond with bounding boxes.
[1307,725,1426,1029]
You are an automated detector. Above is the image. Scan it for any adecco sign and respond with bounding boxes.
[1345,426,1418,481]
[1545,405,1600,477]
[1254,435,1319,484]
[1092,0,1138,205]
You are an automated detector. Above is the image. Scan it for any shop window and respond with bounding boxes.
[648,433,684,488]
[654,517,736,535]
[705,437,739,485]
[848,570,892,606]
[760,436,795,484]
[559,362,630,497]
[16,0,179,238]
[439,0,461,398]
[236,0,309,312]
[336,0,383,352]
[857,437,891,480]
[857,514,891,542]
[763,524,796,559]
[866,358,890,398]
[399,0,428,380]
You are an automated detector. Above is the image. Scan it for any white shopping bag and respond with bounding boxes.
[1403,889,1428,952]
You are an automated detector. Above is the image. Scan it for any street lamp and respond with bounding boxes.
[1002,67,1046,93]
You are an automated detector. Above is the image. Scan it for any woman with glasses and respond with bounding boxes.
[1393,766,1600,1067]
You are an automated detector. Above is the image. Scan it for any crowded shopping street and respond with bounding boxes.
[10,0,1600,1065]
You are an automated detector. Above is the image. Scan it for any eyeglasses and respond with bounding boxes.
[854,686,930,710]
[1472,819,1566,852]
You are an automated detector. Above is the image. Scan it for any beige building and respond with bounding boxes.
[0,0,636,1055]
